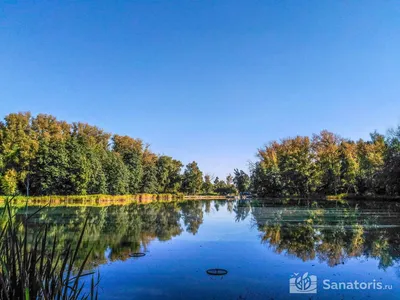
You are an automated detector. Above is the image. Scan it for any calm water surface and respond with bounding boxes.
[20,199,400,299]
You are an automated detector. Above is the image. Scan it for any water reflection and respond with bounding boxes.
[249,199,400,269]
[3,199,400,273]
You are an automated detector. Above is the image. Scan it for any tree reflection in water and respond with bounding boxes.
[249,199,400,269]
[2,199,399,273]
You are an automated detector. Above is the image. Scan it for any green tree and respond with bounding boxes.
[103,152,130,195]
[112,135,143,194]
[156,155,183,193]
[141,147,159,193]
[30,114,71,195]
[0,169,18,195]
[278,136,318,196]
[312,131,342,195]
[0,112,39,196]
[71,122,110,194]
[87,149,108,194]
[63,138,91,195]
[233,169,250,194]
[339,140,359,193]
[181,161,203,195]
[383,126,400,195]
[202,174,214,194]
[356,133,386,194]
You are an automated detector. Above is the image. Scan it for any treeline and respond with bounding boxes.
[0,112,236,196]
[251,129,400,198]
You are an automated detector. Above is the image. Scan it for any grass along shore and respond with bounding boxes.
[326,193,400,201]
[0,193,230,206]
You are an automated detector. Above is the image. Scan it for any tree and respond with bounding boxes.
[383,127,400,195]
[112,135,143,194]
[30,114,71,195]
[181,161,203,195]
[233,169,250,194]
[156,155,183,193]
[0,112,39,196]
[312,131,342,195]
[356,133,386,194]
[0,111,200,197]
[202,174,214,194]
[86,149,108,194]
[253,129,394,197]
[277,136,318,196]
[339,140,359,193]
[103,152,130,195]
[141,147,159,193]
[250,161,282,197]
[63,138,91,195]
[71,122,110,194]
[0,169,18,195]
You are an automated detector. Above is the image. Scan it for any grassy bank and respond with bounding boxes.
[326,193,400,201]
[183,195,227,200]
[0,193,231,207]
[0,193,185,206]
[253,194,400,202]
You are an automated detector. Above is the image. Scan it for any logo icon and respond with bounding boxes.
[289,272,317,294]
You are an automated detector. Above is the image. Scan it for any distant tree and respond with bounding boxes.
[312,131,342,195]
[339,140,359,193]
[141,147,159,193]
[70,122,111,194]
[2,110,400,198]
[226,174,233,186]
[0,112,39,196]
[251,161,282,197]
[356,133,386,194]
[103,151,130,195]
[233,169,250,194]
[30,114,70,195]
[202,174,214,194]
[112,135,143,194]
[252,128,397,197]
[156,155,183,193]
[86,149,108,194]
[181,161,203,195]
[383,127,400,195]
[63,138,91,195]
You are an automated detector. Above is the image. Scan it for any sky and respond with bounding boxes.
[1,1,400,178]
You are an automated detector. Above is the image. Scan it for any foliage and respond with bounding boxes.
[202,174,214,194]
[140,147,159,193]
[0,112,213,196]
[181,162,203,195]
[156,156,183,193]
[233,169,250,193]
[0,169,18,195]
[253,129,400,197]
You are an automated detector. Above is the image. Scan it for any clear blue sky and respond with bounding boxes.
[1,1,400,178]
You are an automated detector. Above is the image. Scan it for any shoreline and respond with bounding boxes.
[0,193,229,206]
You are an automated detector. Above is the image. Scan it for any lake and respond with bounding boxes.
[14,199,400,299]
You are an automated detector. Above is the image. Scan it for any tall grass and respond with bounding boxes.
[0,198,99,299]
[0,193,184,205]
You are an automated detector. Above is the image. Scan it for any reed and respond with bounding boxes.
[0,198,99,299]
